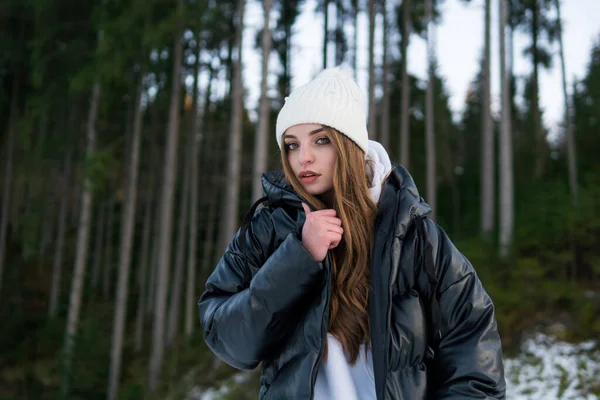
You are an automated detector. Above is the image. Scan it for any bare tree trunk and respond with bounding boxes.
[531,2,544,180]
[352,0,358,79]
[71,169,82,226]
[91,203,106,289]
[134,173,154,353]
[198,81,221,286]
[60,78,101,399]
[220,0,246,253]
[380,0,390,149]
[34,110,51,263]
[167,149,190,348]
[252,0,273,202]
[38,189,56,274]
[108,65,145,400]
[425,0,436,219]
[481,0,495,235]
[0,74,19,299]
[148,3,185,388]
[102,193,115,299]
[367,0,376,138]
[134,135,160,352]
[555,0,578,205]
[49,151,72,319]
[323,0,329,69]
[184,37,203,341]
[146,194,161,317]
[499,0,514,258]
[201,186,220,285]
[334,0,344,66]
[186,66,214,339]
[400,0,412,167]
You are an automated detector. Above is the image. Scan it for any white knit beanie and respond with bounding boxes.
[275,65,369,154]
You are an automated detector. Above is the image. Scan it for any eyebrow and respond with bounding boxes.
[283,127,325,140]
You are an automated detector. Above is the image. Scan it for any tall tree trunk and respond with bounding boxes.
[400,0,412,167]
[167,148,190,348]
[60,78,101,399]
[481,0,494,235]
[34,110,51,262]
[135,163,156,353]
[220,0,246,253]
[531,2,544,179]
[499,0,514,258]
[185,36,203,341]
[9,173,24,234]
[186,66,214,339]
[334,0,344,65]
[135,146,158,354]
[555,0,578,205]
[380,0,390,149]
[367,0,376,138]
[199,76,221,284]
[283,4,292,100]
[91,203,106,289]
[425,0,436,219]
[352,0,359,79]
[323,0,330,69]
[71,167,82,226]
[37,186,56,274]
[148,2,185,388]
[0,76,18,298]
[108,65,145,400]
[48,151,72,319]
[146,204,159,317]
[102,193,116,299]
[252,0,273,202]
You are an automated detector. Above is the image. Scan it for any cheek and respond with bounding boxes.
[287,153,299,172]
[326,152,337,170]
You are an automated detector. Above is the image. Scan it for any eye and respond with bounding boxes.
[284,142,298,151]
[316,137,331,145]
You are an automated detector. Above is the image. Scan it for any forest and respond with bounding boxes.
[1,0,599,398]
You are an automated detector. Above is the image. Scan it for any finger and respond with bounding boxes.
[311,208,337,217]
[329,238,341,249]
[325,225,343,235]
[301,203,311,215]
[319,217,342,226]
[328,233,342,248]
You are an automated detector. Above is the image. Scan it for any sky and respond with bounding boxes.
[239,0,600,139]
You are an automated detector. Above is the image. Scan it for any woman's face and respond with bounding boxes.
[283,124,337,196]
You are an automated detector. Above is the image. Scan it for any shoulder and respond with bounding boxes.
[240,204,304,258]
[378,164,432,239]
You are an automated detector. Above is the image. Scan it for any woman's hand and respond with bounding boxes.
[301,203,343,262]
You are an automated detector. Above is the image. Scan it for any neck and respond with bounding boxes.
[318,190,335,209]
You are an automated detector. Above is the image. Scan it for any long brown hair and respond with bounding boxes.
[281,126,377,363]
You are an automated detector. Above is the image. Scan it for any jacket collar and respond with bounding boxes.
[260,169,306,213]
[261,164,431,229]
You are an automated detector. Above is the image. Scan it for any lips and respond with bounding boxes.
[299,170,321,183]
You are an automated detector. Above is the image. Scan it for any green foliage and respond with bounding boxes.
[86,148,121,196]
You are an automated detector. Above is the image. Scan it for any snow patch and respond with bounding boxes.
[505,333,600,399]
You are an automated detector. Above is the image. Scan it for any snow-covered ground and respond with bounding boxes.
[189,333,600,400]
[505,333,599,399]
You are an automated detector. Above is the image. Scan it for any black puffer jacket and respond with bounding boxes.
[199,164,506,399]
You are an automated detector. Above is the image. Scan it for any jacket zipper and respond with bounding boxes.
[309,251,332,400]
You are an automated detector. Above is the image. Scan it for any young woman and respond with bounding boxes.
[198,66,506,399]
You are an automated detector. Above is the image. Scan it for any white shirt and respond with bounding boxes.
[313,334,377,400]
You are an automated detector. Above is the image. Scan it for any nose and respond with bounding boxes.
[298,145,314,165]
